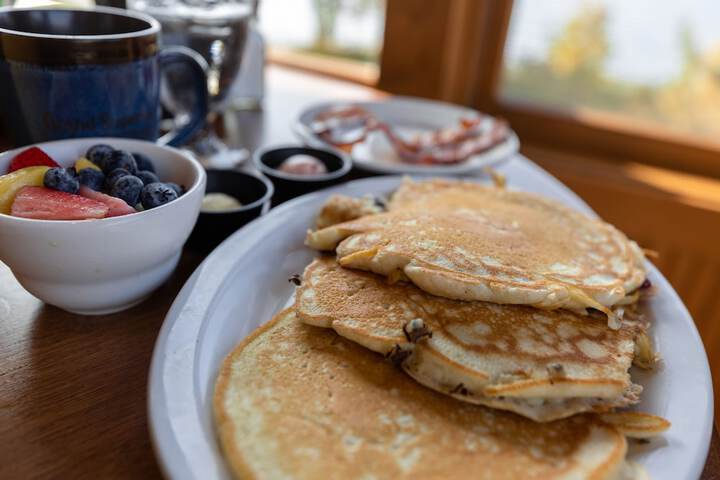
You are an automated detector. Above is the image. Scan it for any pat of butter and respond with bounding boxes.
[201,192,243,212]
[278,155,327,175]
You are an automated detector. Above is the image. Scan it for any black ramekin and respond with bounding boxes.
[253,144,352,205]
[187,169,274,252]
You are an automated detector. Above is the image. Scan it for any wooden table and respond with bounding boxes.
[0,66,717,479]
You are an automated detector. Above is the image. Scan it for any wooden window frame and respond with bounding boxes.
[267,47,379,86]
[377,0,720,179]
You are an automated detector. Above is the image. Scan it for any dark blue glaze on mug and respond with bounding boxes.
[0,7,208,148]
[0,57,162,143]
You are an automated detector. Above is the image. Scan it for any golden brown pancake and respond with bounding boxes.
[315,194,384,230]
[214,309,653,480]
[295,257,647,422]
[306,179,646,325]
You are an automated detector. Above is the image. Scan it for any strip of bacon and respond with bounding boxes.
[311,105,510,165]
[311,106,377,152]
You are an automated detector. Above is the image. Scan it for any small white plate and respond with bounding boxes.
[294,96,520,175]
[149,158,713,480]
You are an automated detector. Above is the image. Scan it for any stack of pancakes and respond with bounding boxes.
[215,178,669,479]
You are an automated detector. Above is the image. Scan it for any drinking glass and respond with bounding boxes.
[128,0,254,167]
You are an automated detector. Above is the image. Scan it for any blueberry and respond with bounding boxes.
[103,149,137,174]
[140,182,178,209]
[44,167,79,194]
[104,168,130,191]
[132,152,155,173]
[136,170,160,186]
[165,182,184,197]
[111,175,144,206]
[86,144,114,170]
[78,168,105,191]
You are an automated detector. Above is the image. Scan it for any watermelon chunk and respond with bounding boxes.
[79,186,136,217]
[8,147,60,173]
[11,186,108,220]
[0,166,49,214]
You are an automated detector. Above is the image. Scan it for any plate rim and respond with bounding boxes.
[148,174,714,480]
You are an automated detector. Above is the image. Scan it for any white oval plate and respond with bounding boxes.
[294,96,520,175]
[149,158,713,480]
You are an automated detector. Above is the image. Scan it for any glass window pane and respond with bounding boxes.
[501,0,720,140]
[259,0,386,66]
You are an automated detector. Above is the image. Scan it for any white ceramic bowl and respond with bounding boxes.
[0,138,206,315]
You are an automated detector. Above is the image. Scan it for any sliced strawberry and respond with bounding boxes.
[79,186,136,217]
[11,186,108,220]
[7,147,60,173]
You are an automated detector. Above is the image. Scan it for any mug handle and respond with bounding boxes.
[157,46,209,147]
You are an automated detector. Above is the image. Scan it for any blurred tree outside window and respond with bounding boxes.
[501,0,720,141]
[259,0,385,66]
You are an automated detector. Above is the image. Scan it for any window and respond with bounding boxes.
[264,0,720,176]
[259,0,386,83]
[501,0,720,142]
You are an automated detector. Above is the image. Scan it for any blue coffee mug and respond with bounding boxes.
[0,6,208,147]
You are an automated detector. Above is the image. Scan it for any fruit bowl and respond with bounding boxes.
[0,138,206,315]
